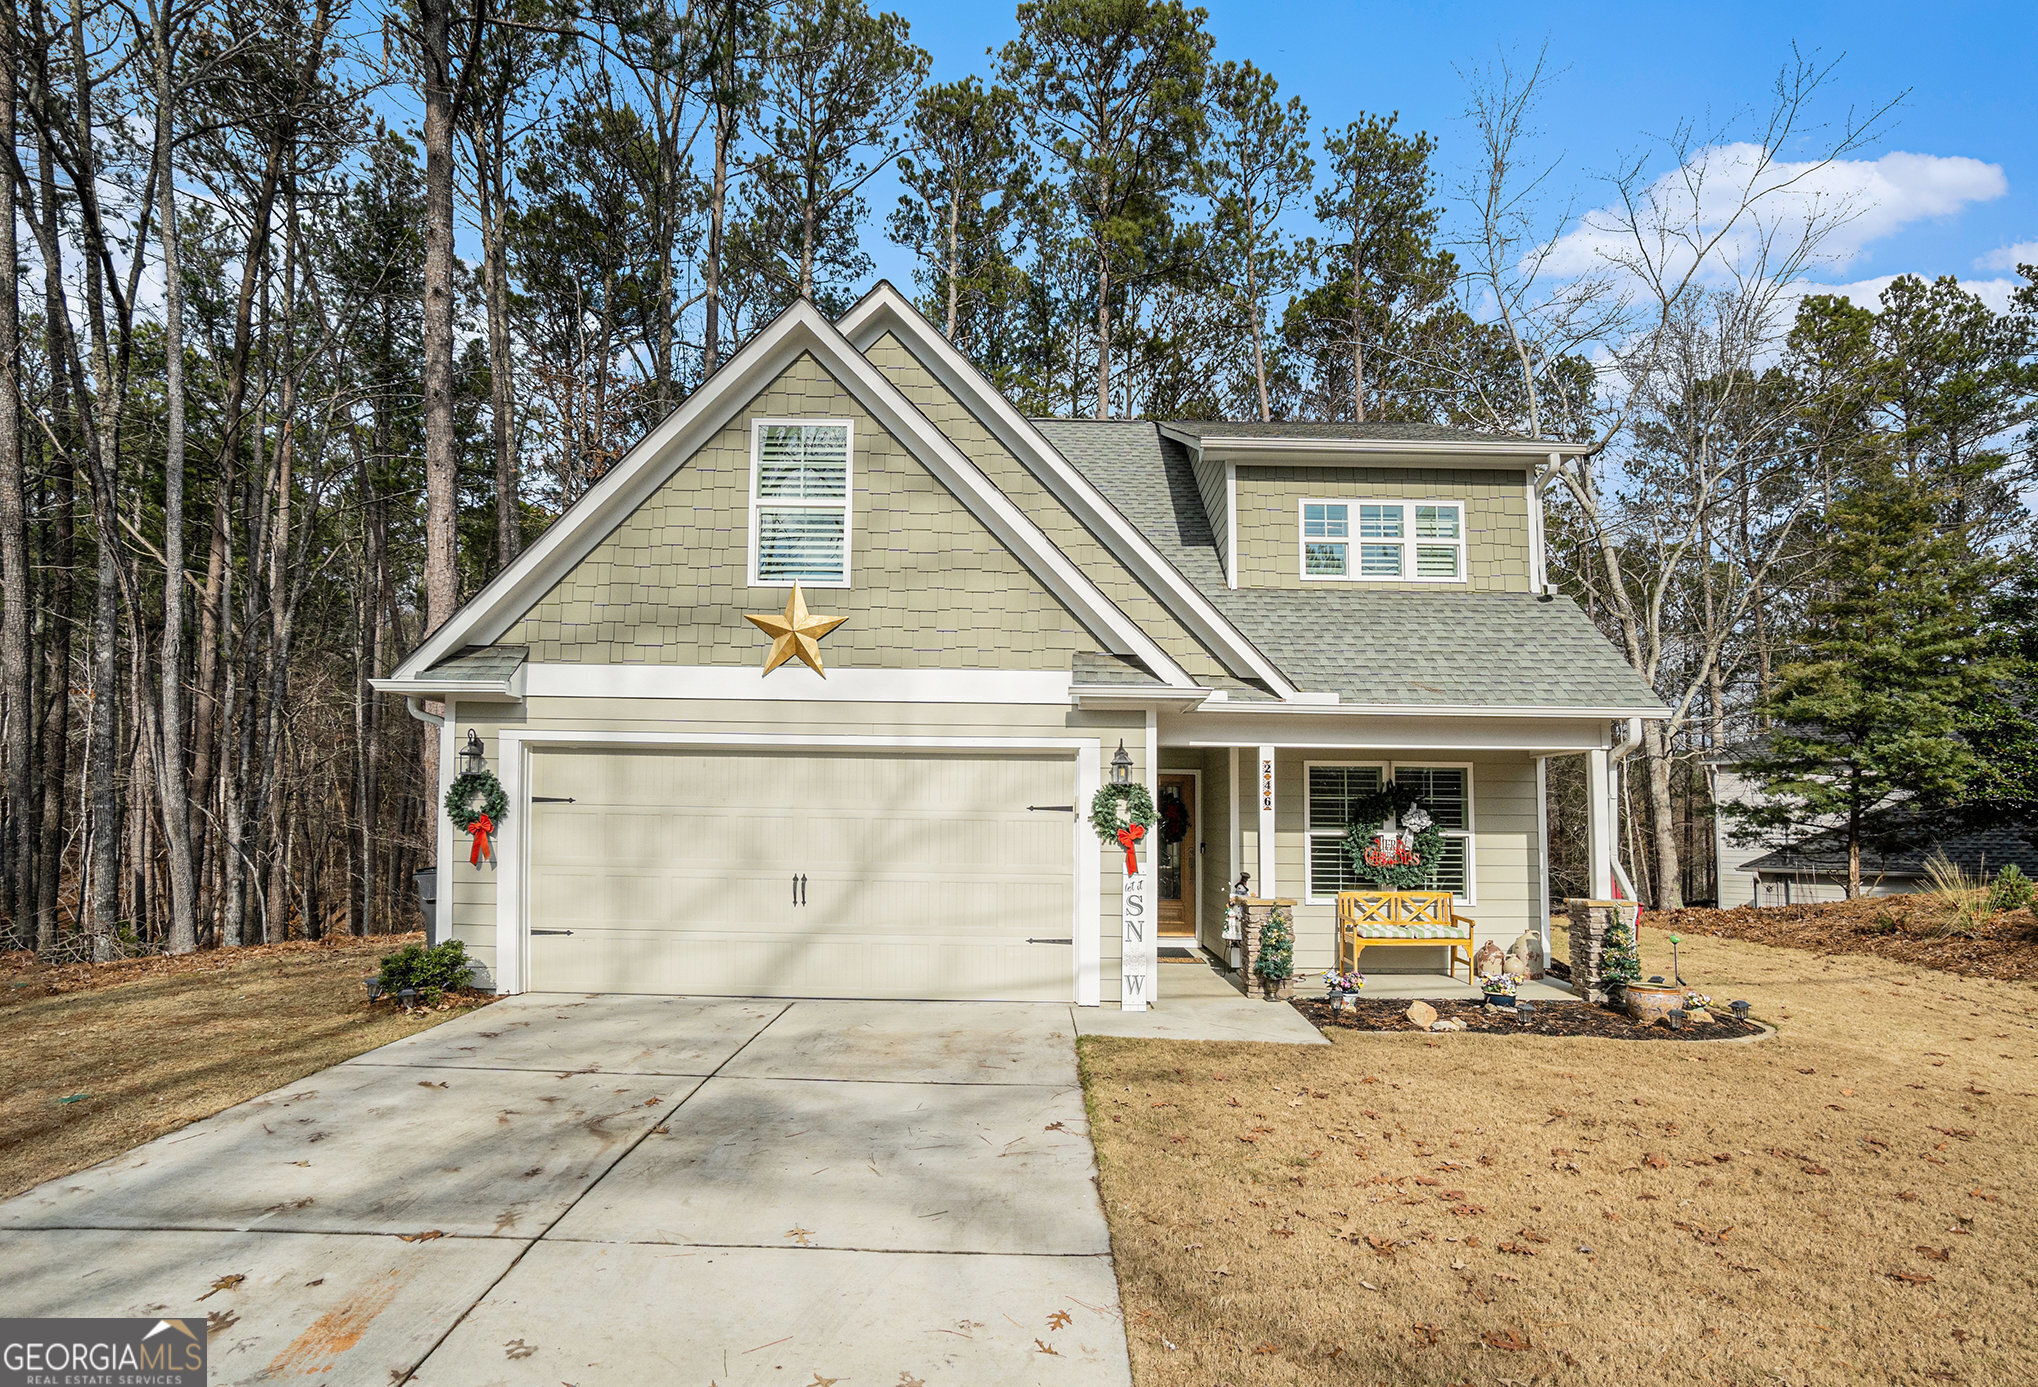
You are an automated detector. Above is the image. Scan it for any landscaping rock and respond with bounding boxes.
[1429,1018,1467,1032]
[1688,1008,1715,1024]
[1405,1000,1439,1030]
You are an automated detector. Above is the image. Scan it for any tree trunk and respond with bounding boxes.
[0,0,31,944]
[418,0,458,851]
[33,116,70,945]
[150,8,199,954]
[1642,720,1683,910]
[943,173,960,339]
[1093,253,1110,420]
[478,114,519,572]
[1845,780,1862,899]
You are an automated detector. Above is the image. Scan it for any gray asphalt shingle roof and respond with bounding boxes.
[1158,420,1551,445]
[422,644,528,683]
[1030,419,1662,711]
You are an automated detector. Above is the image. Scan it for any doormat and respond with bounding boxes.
[1159,947,1197,959]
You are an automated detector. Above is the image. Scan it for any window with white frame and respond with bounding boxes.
[1298,499,1466,582]
[751,421,851,585]
[1305,761,1473,901]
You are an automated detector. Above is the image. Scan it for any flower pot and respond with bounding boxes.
[1482,993,1516,1009]
[1259,976,1293,1001]
[1622,984,1684,1025]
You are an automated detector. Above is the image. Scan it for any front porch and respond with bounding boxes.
[1120,708,1633,1012]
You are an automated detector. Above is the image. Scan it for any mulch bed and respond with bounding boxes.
[1652,897,2038,983]
[1289,994,1769,1041]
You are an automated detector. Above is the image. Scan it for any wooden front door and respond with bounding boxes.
[1156,774,1196,937]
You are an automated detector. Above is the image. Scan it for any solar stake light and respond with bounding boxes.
[1515,1000,1535,1025]
[1666,1008,1686,1031]
[1730,1000,1752,1020]
[398,987,418,1011]
[364,975,383,1002]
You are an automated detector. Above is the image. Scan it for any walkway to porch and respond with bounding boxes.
[1074,953,1579,1044]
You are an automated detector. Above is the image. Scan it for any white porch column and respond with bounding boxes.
[1585,745,1615,900]
[1256,744,1277,894]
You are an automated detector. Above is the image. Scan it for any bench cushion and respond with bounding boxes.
[1349,922,1469,940]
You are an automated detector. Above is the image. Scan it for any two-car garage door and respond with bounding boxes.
[525,748,1076,1001]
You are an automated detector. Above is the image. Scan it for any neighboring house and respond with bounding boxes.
[375,286,1663,1006]
[1709,765,1810,908]
[1743,823,2038,902]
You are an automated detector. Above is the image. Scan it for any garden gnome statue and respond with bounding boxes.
[1505,935,1531,980]
[1473,940,1505,980]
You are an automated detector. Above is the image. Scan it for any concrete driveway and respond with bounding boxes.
[0,996,1133,1385]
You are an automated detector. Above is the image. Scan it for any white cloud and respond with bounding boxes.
[1976,240,2038,272]
[1541,145,2008,285]
[1790,274,2025,316]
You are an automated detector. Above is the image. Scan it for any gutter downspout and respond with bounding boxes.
[403,698,447,944]
[404,696,445,729]
[1608,716,1644,904]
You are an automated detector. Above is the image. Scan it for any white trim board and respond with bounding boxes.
[523,664,1075,704]
[489,730,1105,1006]
[836,282,1298,698]
[389,298,1191,690]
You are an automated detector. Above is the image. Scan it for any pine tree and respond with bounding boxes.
[1734,472,2003,895]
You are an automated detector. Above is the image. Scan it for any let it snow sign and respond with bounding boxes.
[1121,866,1153,1012]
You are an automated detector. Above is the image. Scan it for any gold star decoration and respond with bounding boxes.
[745,583,846,676]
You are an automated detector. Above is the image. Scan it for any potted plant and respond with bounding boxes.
[1254,906,1295,1001]
[1480,974,1519,1008]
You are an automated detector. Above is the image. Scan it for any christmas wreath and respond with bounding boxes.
[1090,782,1157,875]
[1340,779,1447,891]
[1157,787,1190,846]
[445,770,508,866]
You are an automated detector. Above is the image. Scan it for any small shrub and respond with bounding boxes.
[1254,907,1294,983]
[377,939,472,1004]
[1924,854,1989,938]
[1867,910,1904,936]
[1986,863,2034,914]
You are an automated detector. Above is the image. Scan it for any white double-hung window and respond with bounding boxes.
[1304,761,1474,903]
[750,420,852,586]
[1299,499,1466,582]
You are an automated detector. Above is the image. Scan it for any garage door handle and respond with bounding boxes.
[532,796,575,804]
[532,929,573,936]
[1027,937,1073,945]
[1028,804,1074,813]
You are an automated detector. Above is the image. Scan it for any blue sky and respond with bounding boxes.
[863,0,2035,308]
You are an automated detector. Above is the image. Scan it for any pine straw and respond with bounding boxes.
[0,933,490,1200]
[1080,925,2038,1386]
[1659,897,2038,983]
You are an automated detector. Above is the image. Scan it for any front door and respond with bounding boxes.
[1156,774,1196,937]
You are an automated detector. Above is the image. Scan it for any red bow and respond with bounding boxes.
[467,814,495,866]
[1116,823,1146,876]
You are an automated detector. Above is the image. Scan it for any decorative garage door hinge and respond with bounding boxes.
[1027,804,1075,813]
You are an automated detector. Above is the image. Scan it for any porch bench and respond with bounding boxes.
[1336,890,1476,982]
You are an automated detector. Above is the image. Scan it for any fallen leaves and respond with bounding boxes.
[1483,1329,1531,1351]
[1887,1271,1937,1285]
[784,1226,816,1246]
[398,1230,444,1242]
[1047,1310,1072,1330]
[197,1274,245,1300]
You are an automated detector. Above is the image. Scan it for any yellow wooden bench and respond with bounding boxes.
[1336,890,1477,981]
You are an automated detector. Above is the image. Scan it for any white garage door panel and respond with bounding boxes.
[525,748,1075,1001]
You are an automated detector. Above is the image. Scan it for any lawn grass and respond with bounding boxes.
[0,934,487,1200]
[1079,925,2038,1386]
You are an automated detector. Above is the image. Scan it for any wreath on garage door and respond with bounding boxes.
[1089,783,1157,875]
[1340,779,1446,891]
[445,770,508,866]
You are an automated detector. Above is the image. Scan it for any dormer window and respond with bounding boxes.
[1299,499,1465,583]
[750,420,852,587]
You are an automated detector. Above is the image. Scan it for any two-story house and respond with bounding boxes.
[377,286,1664,1006]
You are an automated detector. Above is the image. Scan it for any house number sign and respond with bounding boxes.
[1120,866,1153,1013]
[1261,757,1274,811]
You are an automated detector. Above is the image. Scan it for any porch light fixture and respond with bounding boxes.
[461,729,487,777]
[1110,740,1132,786]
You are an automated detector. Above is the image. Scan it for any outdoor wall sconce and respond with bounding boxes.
[461,729,487,777]
[1110,740,1132,785]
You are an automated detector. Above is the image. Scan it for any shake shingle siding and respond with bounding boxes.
[504,353,1097,669]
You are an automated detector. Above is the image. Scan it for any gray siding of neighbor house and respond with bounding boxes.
[502,352,1100,670]
[1234,465,1533,593]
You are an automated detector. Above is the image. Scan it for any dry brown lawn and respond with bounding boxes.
[0,934,488,1200]
[1080,925,2038,1386]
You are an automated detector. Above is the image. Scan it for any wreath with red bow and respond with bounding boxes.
[445,770,508,867]
[1157,788,1190,846]
[1089,783,1157,875]
[1340,780,1447,891]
